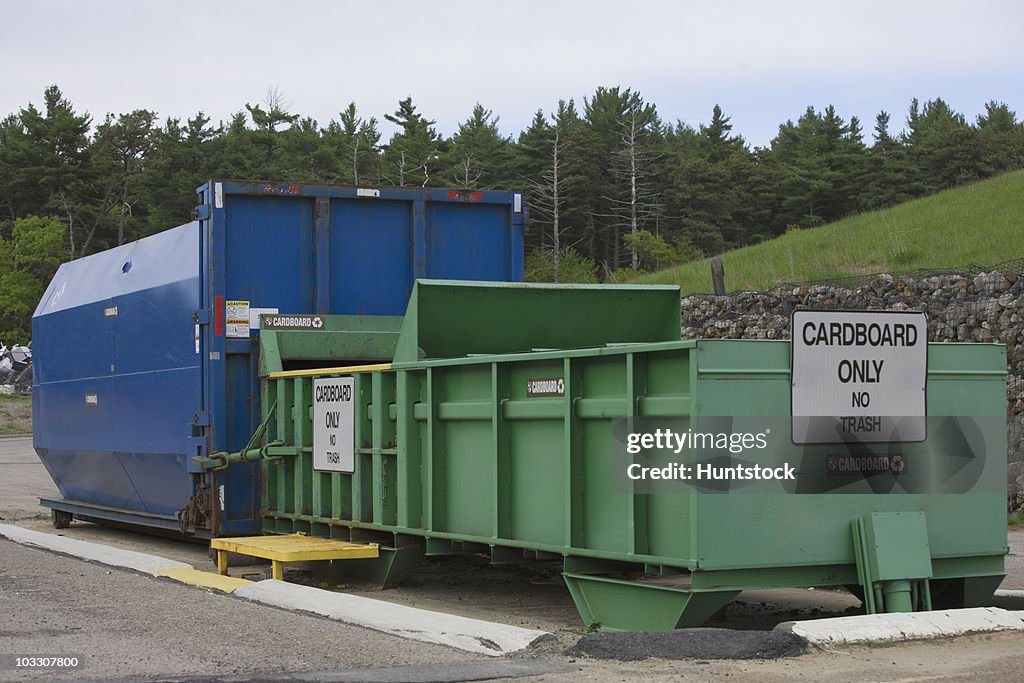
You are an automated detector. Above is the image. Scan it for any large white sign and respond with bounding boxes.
[313,377,354,472]
[791,310,927,444]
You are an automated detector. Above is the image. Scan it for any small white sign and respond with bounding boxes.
[791,310,927,444]
[225,300,250,338]
[248,307,279,330]
[313,377,355,473]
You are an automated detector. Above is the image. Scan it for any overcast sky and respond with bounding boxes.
[4,0,1021,148]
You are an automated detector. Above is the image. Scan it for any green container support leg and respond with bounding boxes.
[930,575,1005,609]
[881,579,914,613]
[345,538,424,589]
[852,512,935,614]
[313,536,424,589]
[563,572,739,631]
[960,575,1005,607]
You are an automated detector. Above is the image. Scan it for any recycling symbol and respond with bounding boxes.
[312,316,324,329]
[890,455,905,474]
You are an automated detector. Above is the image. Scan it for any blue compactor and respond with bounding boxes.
[32,180,527,536]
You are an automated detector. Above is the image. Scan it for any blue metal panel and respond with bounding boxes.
[315,196,332,312]
[36,449,144,511]
[34,180,526,537]
[114,451,192,515]
[216,191,316,447]
[216,464,259,535]
[33,377,114,452]
[426,202,521,280]
[200,190,318,532]
[329,198,414,315]
[221,194,316,314]
[32,304,112,383]
[109,370,197,456]
[112,281,198,375]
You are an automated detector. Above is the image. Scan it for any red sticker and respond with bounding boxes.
[215,295,224,337]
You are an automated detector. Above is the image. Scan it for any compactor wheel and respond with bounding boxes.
[51,509,73,529]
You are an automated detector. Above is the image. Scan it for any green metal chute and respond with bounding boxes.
[392,279,682,363]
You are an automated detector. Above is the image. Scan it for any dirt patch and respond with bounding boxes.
[566,627,809,661]
[0,395,31,434]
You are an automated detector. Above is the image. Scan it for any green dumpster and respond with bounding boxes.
[230,280,1007,631]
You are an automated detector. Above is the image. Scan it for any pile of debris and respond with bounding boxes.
[0,342,32,395]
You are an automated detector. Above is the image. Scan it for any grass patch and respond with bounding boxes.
[0,394,32,435]
[1009,511,1024,530]
[632,170,1024,293]
[859,639,899,649]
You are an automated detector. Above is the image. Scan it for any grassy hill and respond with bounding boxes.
[633,170,1023,294]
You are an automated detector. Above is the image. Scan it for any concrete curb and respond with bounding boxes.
[235,579,552,657]
[0,522,192,575]
[775,606,1024,646]
[994,589,1024,599]
[0,523,553,656]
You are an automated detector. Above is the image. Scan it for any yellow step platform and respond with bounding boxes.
[210,534,379,581]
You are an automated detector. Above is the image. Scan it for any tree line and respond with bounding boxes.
[1,84,1022,341]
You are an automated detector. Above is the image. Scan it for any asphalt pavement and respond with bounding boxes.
[0,539,577,682]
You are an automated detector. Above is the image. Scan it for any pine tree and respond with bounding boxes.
[443,104,514,188]
[142,112,217,231]
[768,105,867,229]
[15,86,92,256]
[382,97,441,187]
[702,105,744,163]
[582,86,664,272]
[516,109,554,255]
[342,102,382,184]
[906,98,980,189]
[771,107,832,228]
[321,103,381,185]
[522,103,572,279]
[861,110,916,210]
[976,101,1024,176]
[664,105,767,252]
[0,115,26,234]
[245,87,299,132]
[239,88,301,176]
[274,116,328,181]
[91,109,157,245]
[205,111,259,180]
